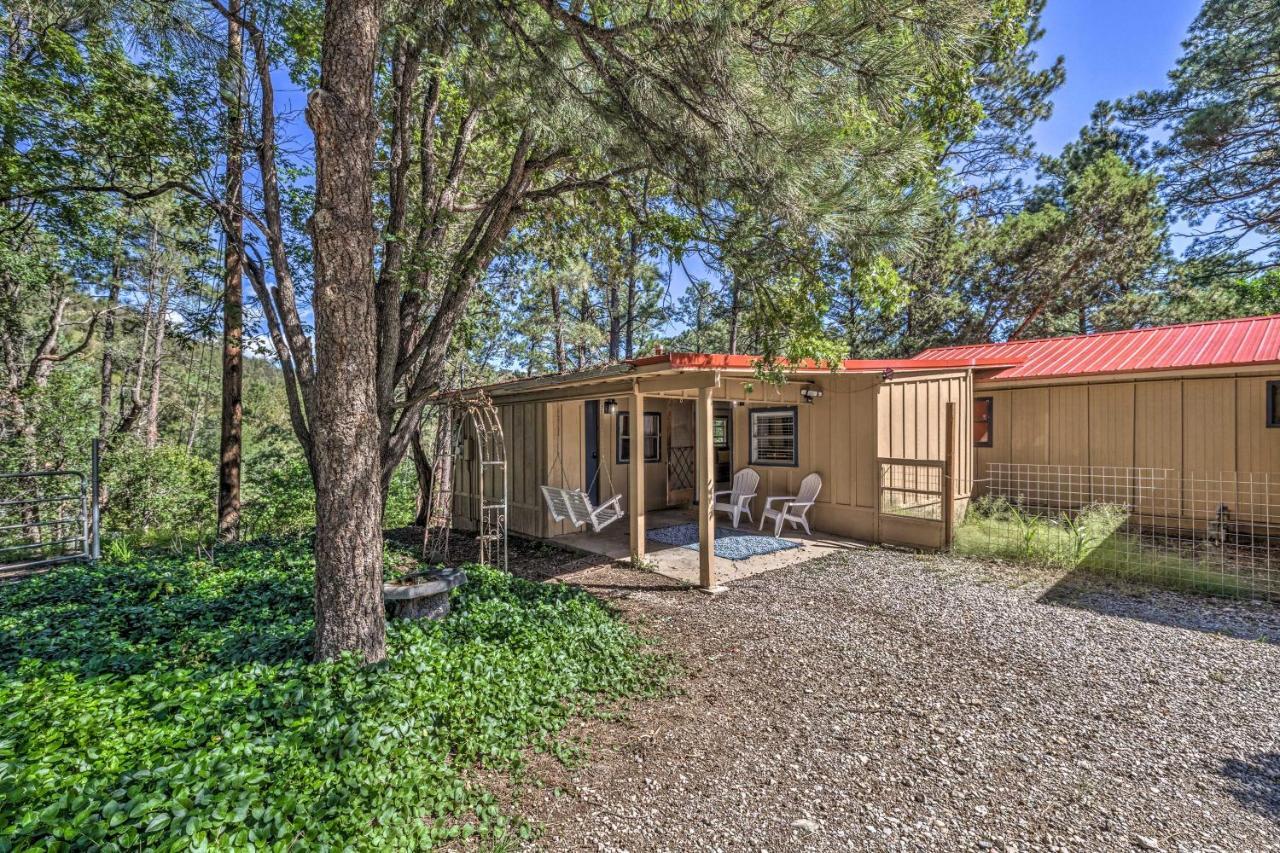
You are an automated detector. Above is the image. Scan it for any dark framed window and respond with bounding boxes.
[713,414,730,450]
[749,406,798,466]
[974,396,994,447]
[1268,381,1280,428]
[617,411,661,463]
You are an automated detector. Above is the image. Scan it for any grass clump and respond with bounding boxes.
[0,539,661,849]
[955,496,1249,598]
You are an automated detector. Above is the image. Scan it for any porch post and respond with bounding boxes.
[628,387,645,564]
[696,384,715,588]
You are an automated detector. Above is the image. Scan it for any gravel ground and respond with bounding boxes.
[495,547,1280,852]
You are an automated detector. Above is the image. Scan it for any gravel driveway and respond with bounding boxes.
[502,547,1280,852]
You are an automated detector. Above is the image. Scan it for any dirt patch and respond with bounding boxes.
[482,541,1280,852]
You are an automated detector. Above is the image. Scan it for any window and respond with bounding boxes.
[617,411,661,463]
[1269,381,1280,428]
[713,414,730,449]
[973,396,994,447]
[749,407,798,466]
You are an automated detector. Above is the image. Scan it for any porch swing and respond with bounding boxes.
[540,406,625,533]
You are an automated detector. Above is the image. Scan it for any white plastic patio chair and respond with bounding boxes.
[759,473,822,537]
[712,468,759,529]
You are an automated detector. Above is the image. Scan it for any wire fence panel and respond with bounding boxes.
[957,463,1279,602]
[0,470,90,573]
[879,458,945,521]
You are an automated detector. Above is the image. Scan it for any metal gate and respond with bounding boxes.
[0,441,101,574]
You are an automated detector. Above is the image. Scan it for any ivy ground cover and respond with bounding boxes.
[0,540,660,849]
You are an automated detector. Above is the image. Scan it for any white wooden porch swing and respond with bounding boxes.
[539,404,625,533]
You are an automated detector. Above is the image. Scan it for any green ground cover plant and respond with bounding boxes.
[0,540,661,849]
[955,496,1247,598]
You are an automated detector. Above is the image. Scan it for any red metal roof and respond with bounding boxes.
[457,351,1022,398]
[914,314,1280,382]
[635,352,1019,372]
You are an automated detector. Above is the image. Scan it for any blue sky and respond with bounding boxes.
[1030,0,1201,155]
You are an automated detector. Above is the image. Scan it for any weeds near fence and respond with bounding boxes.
[955,494,1265,600]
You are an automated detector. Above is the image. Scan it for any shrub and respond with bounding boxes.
[100,440,217,546]
[241,447,315,539]
[0,541,661,848]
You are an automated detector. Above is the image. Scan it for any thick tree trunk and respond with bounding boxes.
[218,0,245,543]
[307,0,385,664]
[577,287,591,367]
[608,239,621,361]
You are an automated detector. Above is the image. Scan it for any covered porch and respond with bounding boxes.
[553,368,747,591]
[450,350,984,589]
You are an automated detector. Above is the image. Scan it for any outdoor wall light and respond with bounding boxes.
[602,398,618,415]
[800,385,823,403]
[881,367,895,382]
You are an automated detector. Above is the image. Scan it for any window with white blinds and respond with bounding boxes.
[749,407,798,466]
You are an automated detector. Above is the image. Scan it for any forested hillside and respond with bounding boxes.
[3,0,1278,658]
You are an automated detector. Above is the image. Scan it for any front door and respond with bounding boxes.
[584,400,600,505]
[666,401,695,505]
[713,403,733,486]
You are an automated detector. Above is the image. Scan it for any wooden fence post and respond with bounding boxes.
[943,402,957,549]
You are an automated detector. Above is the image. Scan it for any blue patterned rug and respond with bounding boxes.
[646,523,801,559]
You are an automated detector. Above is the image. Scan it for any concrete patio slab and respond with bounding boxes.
[550,507,869,587]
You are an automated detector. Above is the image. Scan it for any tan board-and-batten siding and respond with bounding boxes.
[973,372,1280,526]
[453,368,973,550]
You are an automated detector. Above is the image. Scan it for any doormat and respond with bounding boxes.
[646,523,802,560]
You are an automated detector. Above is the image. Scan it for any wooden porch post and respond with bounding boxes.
[629,387,645,564]
[696,384,716,588]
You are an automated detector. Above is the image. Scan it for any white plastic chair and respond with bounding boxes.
[540,485,624,532]
[759,473,822,537]
[712,468,759,529]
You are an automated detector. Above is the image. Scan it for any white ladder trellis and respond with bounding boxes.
[422,392,508,572]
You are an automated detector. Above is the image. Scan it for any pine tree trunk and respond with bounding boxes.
[98,247,123,438]
[550,281,566,372]
[218,0,245,543]
[727,275,741,355]
[577,287,591,367]
[307,0,386,664]
[144,276,171,450]
[608,238,621,361]
[624,226,638,359]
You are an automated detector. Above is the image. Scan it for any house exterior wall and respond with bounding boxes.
[453,398,582,540]
[454,368,972,551]
[875,372,972,549]
[600,396,681,516]
[665,370,971,546]
[973,372,1280,525]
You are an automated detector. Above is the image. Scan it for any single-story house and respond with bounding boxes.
[914,313,1280,528]
[450,314,1280,589]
